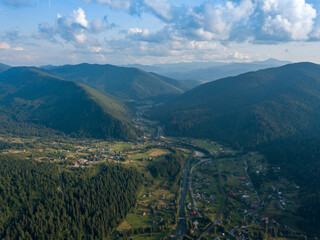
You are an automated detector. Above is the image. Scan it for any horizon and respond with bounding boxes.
[0,57,296,68]
[1,0,320,66]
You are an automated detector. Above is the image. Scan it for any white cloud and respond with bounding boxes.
[13,46,24,51]
[173,0,255,41]
[34,7,113,46]
[72,7,88,27]
[258,0,317,40]
[128,27,144,34]
[0,42,24,51]
[233,51,250,60]
[88,0,319,43]
[0,42,10,49]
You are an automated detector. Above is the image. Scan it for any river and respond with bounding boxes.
[174,157,191,239]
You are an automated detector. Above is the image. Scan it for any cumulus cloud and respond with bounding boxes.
[88,0,319,43]
[257,0,317,41]
[182,0,255,41]
[72,7,88,28]
[34,7,114,46]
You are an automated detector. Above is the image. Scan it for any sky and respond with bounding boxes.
[1,0,320,66]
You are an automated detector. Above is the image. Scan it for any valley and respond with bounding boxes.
[2,1,320,239]
[0,118,309,239]
[0,62,319,239]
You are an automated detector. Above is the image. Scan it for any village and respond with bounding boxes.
[0,133,304,240]
[179,141,302,240]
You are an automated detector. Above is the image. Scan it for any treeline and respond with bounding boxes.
[300,192,320,233]
[0,155,143,239]
[261,137,320,191]
[260,137,320,233]
[0,140,24,150]
[0,114,61,138]
[148,152,184,179]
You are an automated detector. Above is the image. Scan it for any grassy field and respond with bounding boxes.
[117,221,132,231]
[192,139,239,156]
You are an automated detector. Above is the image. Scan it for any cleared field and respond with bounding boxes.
[147,148,171,156]
[108,142,133,151]
[117,221,132,231]
[126,213,151,229]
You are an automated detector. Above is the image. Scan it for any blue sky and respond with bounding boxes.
[0,0,320,66]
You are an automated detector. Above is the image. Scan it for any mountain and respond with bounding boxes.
[148,62,320,147]
[46,63,190,103]
[125,59,290,83]
[0,63,11,73]
[0,67,139,140]
[164,59,291,82]
[148,62,320,234]
[124,62,226,75]
[40,64,58,70]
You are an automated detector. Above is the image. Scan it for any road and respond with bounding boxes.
[243,158,261,208]
[196,159,225,240]
[189,158,211,216]
[175,157,191,239]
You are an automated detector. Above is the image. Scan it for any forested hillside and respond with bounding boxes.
[148,62,320,148]
[0,67,139,140]
[46,63,188,103]
[261,137,320,232]
[0,155,143,240]
[148,62,320,234]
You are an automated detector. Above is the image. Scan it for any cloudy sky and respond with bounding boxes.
[1,0,320,66]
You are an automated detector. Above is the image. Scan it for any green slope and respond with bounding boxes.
[46,63,187,102]
[0,67,139,140]
[148,62,320,147]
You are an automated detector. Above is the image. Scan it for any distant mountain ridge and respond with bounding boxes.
[0,63,11,73]
[0,67,139,140]
[127,59,290,83]
[45,63,191,103]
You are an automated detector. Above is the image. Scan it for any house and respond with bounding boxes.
[71,161,79,167]
[229,190,236,197]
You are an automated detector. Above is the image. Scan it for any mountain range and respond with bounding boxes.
[0,67,139,140]
[148,62,320,147]
[127,59,290,83]
[45,63,191,103]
